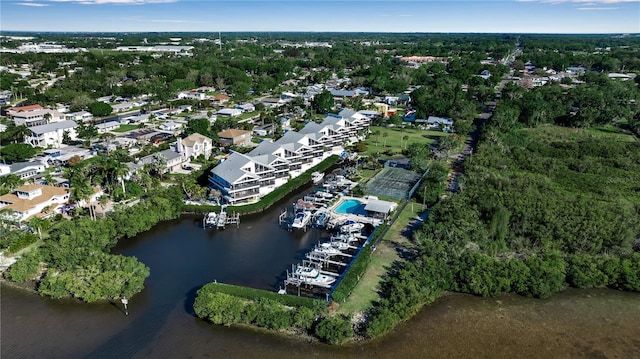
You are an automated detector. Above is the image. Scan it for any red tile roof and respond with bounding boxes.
[7,104,43,112]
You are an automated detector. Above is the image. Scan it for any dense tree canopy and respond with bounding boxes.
[0,143,36,163]
[88,101,113,116]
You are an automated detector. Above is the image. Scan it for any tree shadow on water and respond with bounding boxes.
[184,285,204,317]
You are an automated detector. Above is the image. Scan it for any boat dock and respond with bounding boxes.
[203,207,240,229]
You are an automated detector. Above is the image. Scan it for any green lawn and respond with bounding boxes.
[361,126,449,157]
[238,111,259,120]
[337,199,426,315]
[112,124,139,133]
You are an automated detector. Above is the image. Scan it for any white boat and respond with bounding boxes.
[325,240,350,251]
[340,220,364,233]
[204,212,218,226]
[216,210,227,227]
[331,233,358,243]
[312,243,343,256]
[291,210,312,229]
[315,191,334,199]
[294,265,336,286]
[332,233,359,243]
[311,171,325,184]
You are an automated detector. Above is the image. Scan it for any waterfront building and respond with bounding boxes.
[209,109,371,205]
[0,184,70,222]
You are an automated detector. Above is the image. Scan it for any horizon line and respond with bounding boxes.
[1,30,639,35]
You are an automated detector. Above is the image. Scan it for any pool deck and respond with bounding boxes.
[324,196,384,228]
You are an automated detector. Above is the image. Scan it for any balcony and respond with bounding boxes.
[230,182,260,192]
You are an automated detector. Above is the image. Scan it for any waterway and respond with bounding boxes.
[2,189,640,357]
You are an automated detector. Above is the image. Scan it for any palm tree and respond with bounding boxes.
[111,161,130,194]
[373,130,381,147]
[402,135,409,150]
[383,132,389,147]
[0,174,24,192]
[13,125,32,144]
[97,194,109,216]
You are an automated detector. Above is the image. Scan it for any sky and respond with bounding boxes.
[0,0,639,34]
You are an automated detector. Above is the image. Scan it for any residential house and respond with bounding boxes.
[355,110,382,121]
[218,129,252,147]
[151,108,172,119]
[0,90,12,106]
[0,184,70,222]
[478,70,491,80]
[608,73,633,81]
[96,95,113,103]
[40,146,93,166]
[112,102,133,113]
[417,116,454,132]
[65,111,93,122]
[120,113,150,124]
[236,103,255,113]
[384,96,399,105]
[178,105,193,113]
[253,124,273,136]
[177,90,207,100]
[212,94,230,105]
[159,121,182,132]
[5,104,43,117]
[566,67,586,74]
[216,108,242,117]
[25,120,78,148]
[139,147,184,173]
[0,161,46,180]
[208,152,263,205]
[95,121,120,134]
[177,132,213,160]
[329,89,358,100]
[260,97,286,108]
[10,108,65,127]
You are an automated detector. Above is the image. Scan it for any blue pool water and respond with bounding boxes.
[335,199,366,215]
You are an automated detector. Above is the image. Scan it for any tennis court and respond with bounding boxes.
[365,167,422,200]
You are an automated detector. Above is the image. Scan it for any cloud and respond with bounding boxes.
[150,19,207,23]
[380,14,414,17]
[16,2,50,6]
[48,0,178,4]
[577,6,620,8]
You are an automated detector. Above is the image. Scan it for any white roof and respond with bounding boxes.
[364,199,397,214]
[29,120,77,135]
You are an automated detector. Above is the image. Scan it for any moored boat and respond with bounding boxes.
[311,171,325,184]
[339,220,364,233]
[291,210,312,229]
[293,265,336,286]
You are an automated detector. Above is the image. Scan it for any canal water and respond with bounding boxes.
[2,187,640,357]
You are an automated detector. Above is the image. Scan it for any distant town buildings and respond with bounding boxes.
[0,43,87,54]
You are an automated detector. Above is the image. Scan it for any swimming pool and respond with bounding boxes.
[334,199,366,215]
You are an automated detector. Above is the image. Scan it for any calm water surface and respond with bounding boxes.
[2,189,640,358]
